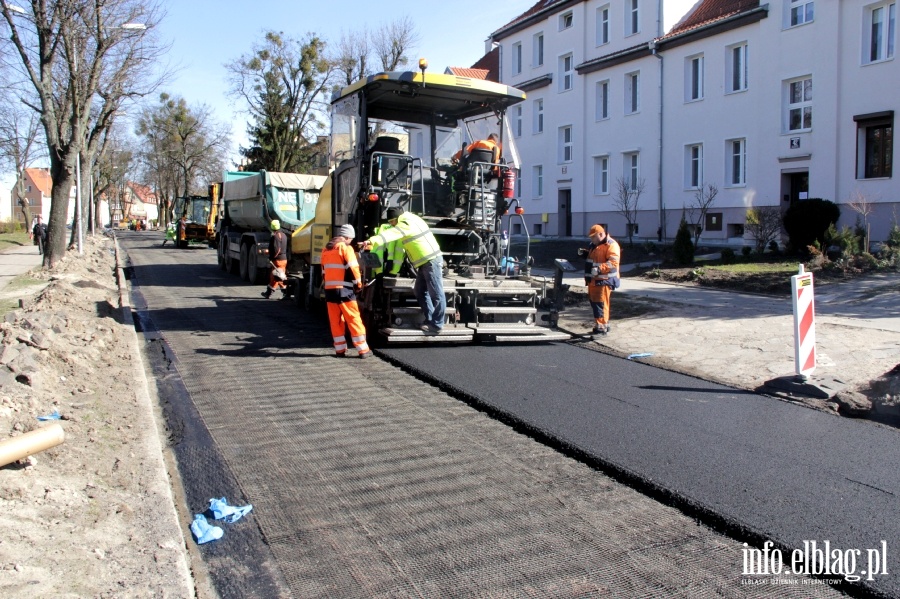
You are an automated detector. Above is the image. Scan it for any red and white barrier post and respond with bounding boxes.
[791,264,816,380]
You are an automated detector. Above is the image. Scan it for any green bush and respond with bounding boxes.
[720,247,736,264]
[768,240,780,254]
[886,225,900,249]
[825,224,860,255]
[783,198,840,253]
[741,246,752,257]
[673,217,695,265]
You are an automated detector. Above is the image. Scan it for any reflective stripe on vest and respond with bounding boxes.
[373,213,441,268]
[322,243,361,289]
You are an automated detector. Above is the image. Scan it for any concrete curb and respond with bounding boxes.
[112,235,198,597]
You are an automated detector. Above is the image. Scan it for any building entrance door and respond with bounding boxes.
[557,189,571,236]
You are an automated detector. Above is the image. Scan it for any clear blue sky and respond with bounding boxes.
[156,0,696,164]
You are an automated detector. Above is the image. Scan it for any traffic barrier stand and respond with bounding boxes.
[764,264,845,400]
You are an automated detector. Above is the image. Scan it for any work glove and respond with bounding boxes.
[577,248,589,257]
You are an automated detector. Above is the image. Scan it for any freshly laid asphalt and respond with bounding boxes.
[381,343,900,595]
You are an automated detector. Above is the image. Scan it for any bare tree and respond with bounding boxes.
[0,99,44,228]
[745,205,783,254]
[686,182,718,247]
[334,30,369,86]
[847,189,877,252]
[613,176,644,246]
[1,0,167,267]
[372,17,420,72]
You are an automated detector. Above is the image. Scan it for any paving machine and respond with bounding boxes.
[294,69,568,343]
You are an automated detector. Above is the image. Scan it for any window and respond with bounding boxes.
[686,55,704,101]
[705,213,723,232]
[594,156,610,194]
[786,76,812,132]
[864,3,896,63]
[855,113,893,179]
[533,98,544,133]
[727,138,746,186]
[788,0,814,27]
[559,126,573,163]
[627,0,640,35]
[533,223,543,235]
[512,42,522,76]
[685,144,703,189]
[596,80,610,120]
[625,71,640,114]
[727,43,749,92]
[597,5,610,45]
[624,152,639,190]
[533,165,544,197]
[513,106,522,138]
[559,54,574,91]
[533,33,544,67]
[560,11,573,30]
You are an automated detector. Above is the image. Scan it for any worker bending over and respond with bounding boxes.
[322,224,371,358]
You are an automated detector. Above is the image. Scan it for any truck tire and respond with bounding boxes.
[247,243,264,284]
[239,243,250,281]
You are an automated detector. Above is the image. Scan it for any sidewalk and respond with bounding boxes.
[533,266,900,401]
[0,243,42,294]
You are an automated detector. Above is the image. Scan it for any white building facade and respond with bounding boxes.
[490,0,898,243]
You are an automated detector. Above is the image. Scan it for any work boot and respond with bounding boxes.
[261,289,272,299]
[335,352,347,358]
[358,351,372,359]
[592,324,607,335]
[279,290,290,300]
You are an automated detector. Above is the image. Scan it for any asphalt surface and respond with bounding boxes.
[381,342,900,597]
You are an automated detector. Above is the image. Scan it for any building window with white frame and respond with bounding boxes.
[623,152,639,190]
[627,0,640,35]
[685,144,703,189]
[855,113,893,179]
[864,2,896,64]
[597,5,610,45]
[533,32,544,67]
[513,106,522,138]
[727,138,746,186]
[533,165,544,197]
[559,54,574,92]
[625,71,640,114]
[560,11,573,30]
[596,80,610,120]
[685,54,704,101]
[727,43,748,92]
[594,155,610,194]
[512,42,522,76]
[787,0,814,27]
[559,126,573,163]
[534,98,544,133]
[786,76,812,132]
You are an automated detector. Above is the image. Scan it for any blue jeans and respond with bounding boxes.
[414,258,446,329]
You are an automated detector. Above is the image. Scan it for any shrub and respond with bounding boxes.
[741,246,752,257]
[673,217,695,265]
[825,224,860,256]
[886,225,900,249]
[720,247,736,264]
[854,252,878,270]
[642,240,658,254]
[783,198,840,253]
[768,240,780,254]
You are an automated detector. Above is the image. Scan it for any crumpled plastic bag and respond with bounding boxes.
[209,497,254,524]
[37,410,61,421]
[190,513,223,545]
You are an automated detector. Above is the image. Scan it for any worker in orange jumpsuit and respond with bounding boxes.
[262,219,289,299]
[321,224,371,359]
[580,224,621,335]
[452,133,501,166]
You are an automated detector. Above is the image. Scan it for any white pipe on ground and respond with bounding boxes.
[0,423,65,468]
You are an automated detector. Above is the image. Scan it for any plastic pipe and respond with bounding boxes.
[0,423,65,468]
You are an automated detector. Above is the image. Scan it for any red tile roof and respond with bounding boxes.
[128,182,157,205]
[25,168,52,196]
[447,67,490,79]
[667,0,760,36]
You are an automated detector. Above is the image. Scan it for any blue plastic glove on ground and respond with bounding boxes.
[37,410,61,421]
[627,353,654,360]
[191,513,223,544]
[209,497,253,524]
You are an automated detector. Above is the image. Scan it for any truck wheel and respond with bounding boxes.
[247,243,264,284]
[291,279,305,307]
[239,243,250,281]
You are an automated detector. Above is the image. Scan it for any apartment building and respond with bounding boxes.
[489,0,898,243]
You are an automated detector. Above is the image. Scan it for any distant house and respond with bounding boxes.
[126,182,159,225]
[9,168,52,224]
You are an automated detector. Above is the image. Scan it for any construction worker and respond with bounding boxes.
[581,224,621,335]
[262,220,289,299]
[176,214,187,248]
[359,206,445,333]
[322,224,371,358]
[370,221,404,277]
[161,222,176,246]
[452,133,501,165]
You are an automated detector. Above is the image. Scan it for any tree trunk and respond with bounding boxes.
[45,160,75,269]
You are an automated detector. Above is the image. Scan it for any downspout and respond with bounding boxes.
[651,38,664,241]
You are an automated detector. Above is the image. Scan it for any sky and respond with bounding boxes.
[155,0,698,164]
[1,0,698,209]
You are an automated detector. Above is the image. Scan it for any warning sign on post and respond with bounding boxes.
[791,266,816,378]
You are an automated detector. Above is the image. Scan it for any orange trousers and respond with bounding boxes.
[588,283,612,326]
[327,300,370,355]
[269,259,287,290]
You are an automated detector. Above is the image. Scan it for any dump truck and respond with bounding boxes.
[291,70,568,343]
[172,194,218,248]
[215,170,327,283]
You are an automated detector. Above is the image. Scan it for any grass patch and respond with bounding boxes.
[0,231,33,251]
[704,262,800,275]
